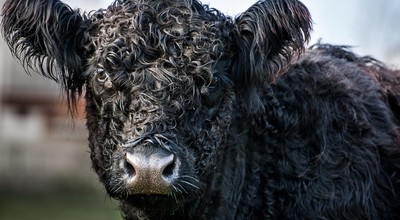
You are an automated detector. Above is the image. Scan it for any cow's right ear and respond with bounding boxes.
[1,0,91,104]
[231,0,311,112]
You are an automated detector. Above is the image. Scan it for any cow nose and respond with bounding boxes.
[124,150,179,195]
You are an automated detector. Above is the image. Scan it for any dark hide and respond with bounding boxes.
[2,0,400,219]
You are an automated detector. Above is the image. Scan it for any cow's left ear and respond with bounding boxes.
[232,0,312,89]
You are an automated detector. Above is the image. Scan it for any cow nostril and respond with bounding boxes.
[162,158,175,180]
[124,160,136,176]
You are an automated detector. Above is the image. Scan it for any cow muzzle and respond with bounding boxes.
[122,147,180,195]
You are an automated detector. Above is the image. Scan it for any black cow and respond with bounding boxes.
[2,0,400,219]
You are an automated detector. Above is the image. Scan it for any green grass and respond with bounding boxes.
[0,189,122,220]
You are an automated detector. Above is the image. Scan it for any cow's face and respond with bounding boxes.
[84,0,236,213]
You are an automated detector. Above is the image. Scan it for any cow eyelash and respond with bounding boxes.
[96,68,108,82]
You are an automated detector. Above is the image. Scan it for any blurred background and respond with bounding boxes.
[0,0,399,219]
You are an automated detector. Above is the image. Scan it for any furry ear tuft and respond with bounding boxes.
[1,0,90,111]
[232,0,312,112]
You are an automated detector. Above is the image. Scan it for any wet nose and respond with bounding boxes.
[124,150,179,194]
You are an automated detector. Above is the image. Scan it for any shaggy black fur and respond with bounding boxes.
[2,0,400,219]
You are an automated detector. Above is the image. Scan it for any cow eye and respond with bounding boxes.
[92,68,115,105]
[94,68,114,91]
[208,76,219,90]
[201,75,223,107]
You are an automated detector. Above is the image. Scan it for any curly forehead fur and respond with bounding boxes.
[89,0,233,80]
[82,0,235,124]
